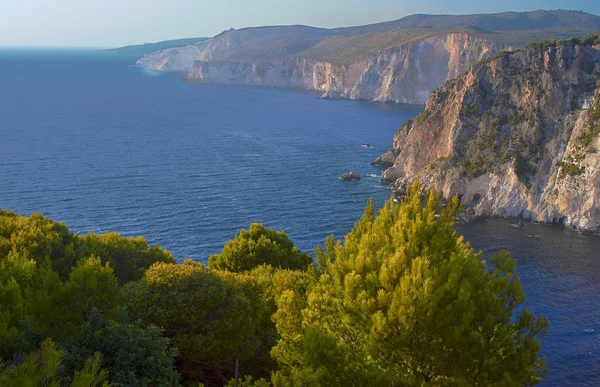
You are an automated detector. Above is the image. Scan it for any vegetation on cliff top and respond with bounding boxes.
[0,183,548,386]
[473,32,600,68]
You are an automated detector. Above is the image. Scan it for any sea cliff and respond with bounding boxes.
[376,36,600,232]
[135,10,600,104]
[186,34,504,104]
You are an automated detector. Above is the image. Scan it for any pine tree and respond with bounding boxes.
[274,182,548,386]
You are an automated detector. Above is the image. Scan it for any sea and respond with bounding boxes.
[0,49,598,385]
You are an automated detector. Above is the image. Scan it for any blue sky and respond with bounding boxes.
[1,0,599,48]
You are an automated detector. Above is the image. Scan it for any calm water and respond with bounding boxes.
[0,50,598,385]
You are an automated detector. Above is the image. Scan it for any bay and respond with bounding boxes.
[0,50,598,385]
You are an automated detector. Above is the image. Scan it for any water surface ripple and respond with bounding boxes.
[0,50,598,385]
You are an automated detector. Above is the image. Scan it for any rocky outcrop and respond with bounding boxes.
[136,40,212,72]
[340,172,361,181]
[377,36,600,232]
[186,34,505,104]
[371,150,399,168]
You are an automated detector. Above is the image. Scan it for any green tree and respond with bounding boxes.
[0,211,76,272]
[75,232,175,283]
[0,245,63,358]
[225,375,270,387]
[0,210,175,283]
[275,182,548,386]
[0,339,109,387]
[66,309,180,387]
[71,353,110,387]
[208,224,312,272]
[47,256,122,340]
[126,260,271,385]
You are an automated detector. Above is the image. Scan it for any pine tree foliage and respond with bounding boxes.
[274,182,548,386]
[209,224,312,272]
[0,339,110,387]
[126,260,272,385]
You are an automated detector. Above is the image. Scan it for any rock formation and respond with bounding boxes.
[340,172,361,181]
[135,11,600,104]
[186,34,503,104]
[136,40,212,72]
[371,150,399,168]
[376,35,600,232]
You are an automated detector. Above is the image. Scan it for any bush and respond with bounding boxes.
[208,224,312,272]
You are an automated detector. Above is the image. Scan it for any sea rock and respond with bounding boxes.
[376,36,600,233]
[371,150,399,168]
[340,172,361,181]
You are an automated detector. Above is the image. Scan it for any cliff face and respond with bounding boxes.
[186,34,504,104]
[136,40,212,72]
[377,37,600,232]
[135,11,600,104]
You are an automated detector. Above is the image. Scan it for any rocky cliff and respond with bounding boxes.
[135,10,600,104]
[187,34,504,104]
[376,35,600,232]
[137,39,212,72]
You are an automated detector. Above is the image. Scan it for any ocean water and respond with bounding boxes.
[0,50,599,385]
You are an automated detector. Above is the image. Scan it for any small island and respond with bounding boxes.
[340,171,361,181]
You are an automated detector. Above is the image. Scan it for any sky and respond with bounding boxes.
[1,0,600,48]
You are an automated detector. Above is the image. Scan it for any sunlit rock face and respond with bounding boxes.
[377,38,600,232]
[185,34,504,105]
[136,40,212,72]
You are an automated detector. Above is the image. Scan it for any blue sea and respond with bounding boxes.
[0,50,599,385]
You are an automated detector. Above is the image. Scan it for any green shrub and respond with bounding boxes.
[559,161,585,178]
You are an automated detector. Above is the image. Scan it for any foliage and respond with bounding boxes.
[524,33,600,51]
[48,256,122,340]
[208,224,312,272]
[126,260,272,385]
[66,309,180,387]
[225,376,270,387]
[0,339,109,387]
[559,161,585,178]
[460,102,478,117]
[71,353,110,387]
[273,182,548,386]
[476,50,512,66]
[0,190,550,386]
[0,210,175,283]
[74,232,175,284]
[414,109,430,124]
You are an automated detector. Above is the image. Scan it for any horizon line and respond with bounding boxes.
[1,8,597,49]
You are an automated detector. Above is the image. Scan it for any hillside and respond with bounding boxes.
[375,34,600,232]
[136,10,600,103]
[336,9,600,35]
[106,37,209,56]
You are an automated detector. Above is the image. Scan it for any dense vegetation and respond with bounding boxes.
[0,183,548,386]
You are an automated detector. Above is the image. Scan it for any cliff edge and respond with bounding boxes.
[135,10,600,104]
[376,35,600,232]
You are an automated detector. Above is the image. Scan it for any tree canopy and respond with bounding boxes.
[125,260,273,385]
[272,184,548,386]
[0,184,548,386]
[208,224,312,272]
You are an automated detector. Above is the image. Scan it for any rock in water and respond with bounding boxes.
[371,150,399,168]
[340,171,361,181]
[362,144,372,148]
